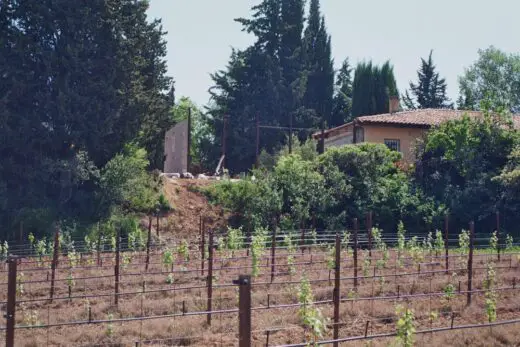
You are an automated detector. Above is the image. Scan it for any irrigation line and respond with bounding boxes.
[0,261,515,305]
[275,317,520,346]
[0,283,516,333]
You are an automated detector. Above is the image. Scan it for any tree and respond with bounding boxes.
[458,46,520,112]
[208,0,313,174]
[351,61,399,117]
[208,47,284,174]
[302,0,334,132]
[402,50,452,109]
[0,0,172,237]
[415,102,519,233]
[331,58,353,126]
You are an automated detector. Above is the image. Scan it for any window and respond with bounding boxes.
[354,127,364,143]
[384,139,401,152]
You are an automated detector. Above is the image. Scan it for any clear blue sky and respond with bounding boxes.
[147,0,520,107]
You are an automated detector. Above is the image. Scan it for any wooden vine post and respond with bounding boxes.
[353,218,359,289]
[114,228,121,307]
[333,233,341,346]
[207,229,214,326]
[366,211,373,257]
[49,224,60,302]
[145,216,152,272]
[270,224,277,283]
[5,257,18,347]
[467,221,475,306]
[444,214,449,274]
[234,275,252,347]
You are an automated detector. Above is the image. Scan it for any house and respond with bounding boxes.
[313,97,520,163]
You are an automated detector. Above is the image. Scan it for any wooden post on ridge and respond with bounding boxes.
[207,229,214,326]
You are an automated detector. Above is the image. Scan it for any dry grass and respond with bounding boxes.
[1,248,520,346]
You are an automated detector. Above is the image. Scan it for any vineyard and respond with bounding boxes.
[1,219,520,346]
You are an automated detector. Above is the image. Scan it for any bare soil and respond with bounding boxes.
[2,247,520,347]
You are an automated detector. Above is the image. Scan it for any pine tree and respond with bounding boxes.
[352,61,398,117]
[303,0,334,130]
[331,58,353,126]
[402,50,452,109]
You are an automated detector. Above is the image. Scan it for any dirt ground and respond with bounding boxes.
[2,246,520,347]
[155,178,228,243]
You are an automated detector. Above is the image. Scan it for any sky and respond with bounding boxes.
[147,0,520,108]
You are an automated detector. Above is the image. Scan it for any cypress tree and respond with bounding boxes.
[351,61,398,117]
[303,0,334,129]
[402,50,452,109]
[331,58,353,126]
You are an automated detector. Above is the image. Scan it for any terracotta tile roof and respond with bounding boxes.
[314,109,520,138]
[355,109,486,127]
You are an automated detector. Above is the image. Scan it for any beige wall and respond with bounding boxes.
[320,123,427,162]
[164,120,188,173]
[363,125,426,162]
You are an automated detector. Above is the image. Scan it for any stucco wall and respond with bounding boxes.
[363,125,426,162]
[325,129,353,148]
[163,120,188,173]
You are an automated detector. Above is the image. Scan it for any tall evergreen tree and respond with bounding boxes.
[351,61,398,117]
[303,0,334,130]
[402,50,452,110]
[331,58,353,126]
[279,0,306,133]
[0,0,172,233]
[209,0,314,173]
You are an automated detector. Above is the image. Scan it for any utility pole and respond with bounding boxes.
[187,107,192,173]
[222,115,228,171]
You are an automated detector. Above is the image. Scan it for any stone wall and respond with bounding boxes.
[163,120,188,173]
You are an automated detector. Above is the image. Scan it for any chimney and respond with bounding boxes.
[389,96,400,114]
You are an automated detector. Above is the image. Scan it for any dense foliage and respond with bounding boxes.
[351,61,399,117]
[206,142,443,234]
[402,51,452,110]
[415,102,520,233]
[0,0,173,239]
[205,0,335,174]
[458,46,520,112]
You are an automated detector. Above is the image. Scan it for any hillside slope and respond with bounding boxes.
[159,178,227,242]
